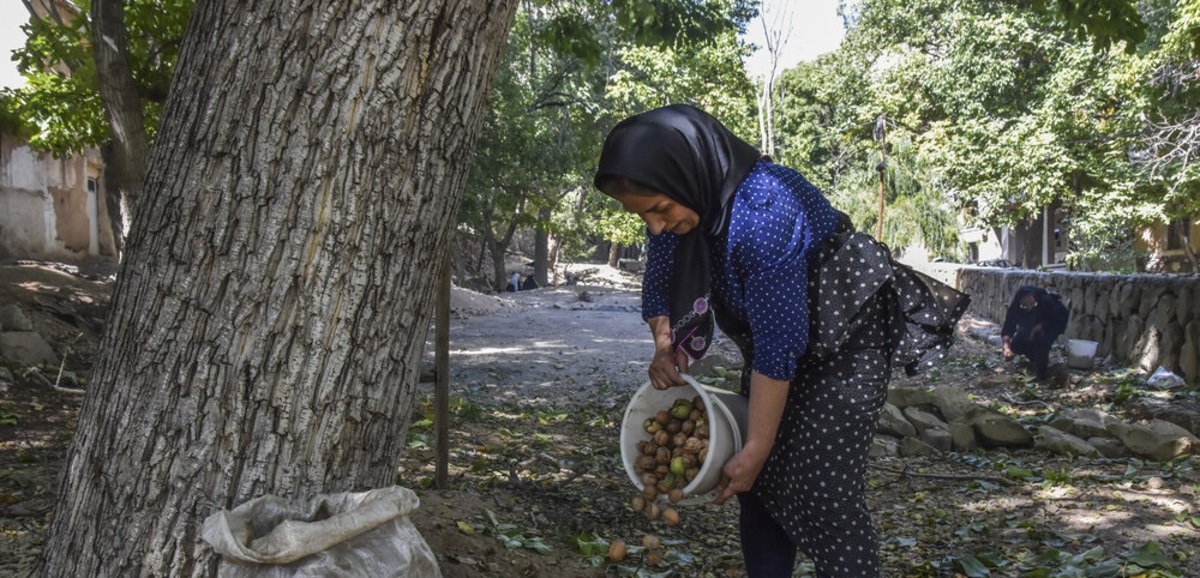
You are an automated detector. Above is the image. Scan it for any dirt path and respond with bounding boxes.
[2,262,1199,578]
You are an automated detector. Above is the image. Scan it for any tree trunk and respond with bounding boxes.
[608,242,620,267]
[39,1,518,576]
[91,0,150,259]
[534,206,550,286]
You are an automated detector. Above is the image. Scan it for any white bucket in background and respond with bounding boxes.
[619,374,748,505]
[1066,339,1098,369]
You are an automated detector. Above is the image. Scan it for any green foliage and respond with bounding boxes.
[1033,0,1148,52]
[482,509,554,554]
[766,0,1200,269]
[6,0,192,155]
[459,0,757,279]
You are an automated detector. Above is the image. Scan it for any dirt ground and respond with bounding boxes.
[1,260,1199,578]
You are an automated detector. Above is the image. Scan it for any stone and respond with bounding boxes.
[949,421,979,452]
[1136,324,1161,373]
[903,406,949,434]
[929,385,974,422]
[870,435,899,458]
[1036,425,1098,457]
[0,366,12,382]
[886,386,935,409]
[900,436,940,457]
[1114,315,1143,364]
[1049,408,1117,439]
[1179,284,1194,325]
[919,427,953,452]
[1181,321,1200,385]
[1139,283,1166,321]
[1088,436,1132,459]
[0,331,58,366]
[962,407,1034,449]
[1107,419,1200,462]
[0,304,33,332]
[877,403,916,438]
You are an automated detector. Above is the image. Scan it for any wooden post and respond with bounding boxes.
[435,246,451,489]
[874,114,887,241]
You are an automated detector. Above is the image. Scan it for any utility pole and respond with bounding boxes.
[874,115,887,241]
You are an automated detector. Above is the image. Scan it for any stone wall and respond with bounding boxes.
[910,263,1200,384]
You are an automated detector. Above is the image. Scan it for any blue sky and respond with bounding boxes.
[1,1,847,89]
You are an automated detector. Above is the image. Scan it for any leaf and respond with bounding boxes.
[1005,467,1033,479]
[1125,541,1178,571]
[953,554,991,577]
[528,538,553,555]
[456,520,475,535]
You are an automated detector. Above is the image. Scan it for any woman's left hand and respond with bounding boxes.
[712,444,769,505]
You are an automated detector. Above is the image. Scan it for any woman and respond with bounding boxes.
[1001,285,1069,380]
[594,104,967,577]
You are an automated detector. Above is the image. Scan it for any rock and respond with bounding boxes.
[0,331,58,365]
[1180,321,1199,385]
[1107,419,1200,462]
[1049,408,1117,439]
[962,407,1034,449]
[1036,426,1098,457]
[919,427,953,452]
[870,435,899,458]
[1088,436,1132,459]
[877,403,916,438]
[900,436,940,457]
[903,406,948,434]
[0,304,33,332]
[1125,397,1200,438]
[0,366,13,382]
[886,386,934,410]
[928,385,974,422]
[949,421,979,452]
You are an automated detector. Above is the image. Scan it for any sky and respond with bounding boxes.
[1,0,26,90]
[0,0,848,89]
[742,0,847,78]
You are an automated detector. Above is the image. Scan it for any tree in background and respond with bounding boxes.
[5,0,193,255]
[457,0,758,289]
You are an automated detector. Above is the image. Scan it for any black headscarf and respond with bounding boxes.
[593,104,761,360]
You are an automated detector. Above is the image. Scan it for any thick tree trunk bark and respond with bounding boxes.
[39,1,518,577]
[91,0,150,259]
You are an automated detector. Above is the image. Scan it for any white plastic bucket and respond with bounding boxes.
[619,374,748,505]
[1066,339,1098,369]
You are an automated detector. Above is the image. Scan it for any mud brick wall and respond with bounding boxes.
[910,264,1200,385]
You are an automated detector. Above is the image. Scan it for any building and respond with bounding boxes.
[1,133,116,262]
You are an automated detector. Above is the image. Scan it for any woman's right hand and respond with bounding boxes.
[646,316,688,389]
[648,346,688,389]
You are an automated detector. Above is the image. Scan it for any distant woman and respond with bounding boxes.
[594,104,968,578]
[1001,285,1069,380]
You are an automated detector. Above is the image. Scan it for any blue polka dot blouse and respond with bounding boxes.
[642,161,841,380]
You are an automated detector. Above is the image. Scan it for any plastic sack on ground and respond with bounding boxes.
[200,485,440,578]
[1147,366,1186,390]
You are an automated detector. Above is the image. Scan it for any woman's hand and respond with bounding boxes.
[712,442,769,505]
[711,370,788,505]
[648,347,688,389]
[646,316,688,389]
